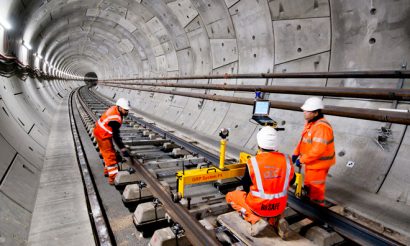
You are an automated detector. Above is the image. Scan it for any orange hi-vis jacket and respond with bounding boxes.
[245,152,294,218]
[294,117,336,169]
[94,106,122,140]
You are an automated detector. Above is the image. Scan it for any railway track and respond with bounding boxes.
[69,86,403,246]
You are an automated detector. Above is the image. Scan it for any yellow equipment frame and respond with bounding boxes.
[176,152,251,198]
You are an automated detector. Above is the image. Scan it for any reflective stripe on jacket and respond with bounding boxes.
[245,152,294,217]
[293,118,336,169]
[93,106,122,139]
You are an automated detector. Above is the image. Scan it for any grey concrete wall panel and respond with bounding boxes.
[323,98,403,193]
[229,0,274,73]
[23,78,53,123]
[118,38,134,53]
[210,39,238,69]
[224,0,240,8]
[156,55,168,73]
[0,193,32,246]
[146,16,171,44]
[1,154,40,212]
[0,77,48,143]
[29,125,48,149]
[0,99,45,169]
[268,0,330,20]
[329,0,410,71]
[273,17,331,64]
[153,43,165,56]
[192,63,238,135]
[184,16,203,33]
[0,134,16,179]
[167,0,199,28]
[191,0,236,39]
[270,52,330,102]
[174,94,205,128]
[142,0,190,50]
[377,105,410,204]
[186,27,213,74]
[166,50,179,72]
[176,48,194,76]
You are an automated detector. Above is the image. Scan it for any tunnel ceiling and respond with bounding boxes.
[3,0,410,80]
[3,0,335,80]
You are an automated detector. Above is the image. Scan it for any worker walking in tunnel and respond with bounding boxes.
[226,126,295,238]
[93,98,131,185]
[293,97,336,206]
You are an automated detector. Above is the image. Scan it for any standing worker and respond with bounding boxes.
[226,127,295,238]
[293,97,336,206]
[94,98,130,185]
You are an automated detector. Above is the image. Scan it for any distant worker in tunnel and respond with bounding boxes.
[93,98,131,185]
[226,126,295,238]
[293,97,336,206]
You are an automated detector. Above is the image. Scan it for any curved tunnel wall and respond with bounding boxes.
[0,76,83,244]
[92,0,410,203]
[0,0,409,244]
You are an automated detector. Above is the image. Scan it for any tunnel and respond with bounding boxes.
[0,0,409,245]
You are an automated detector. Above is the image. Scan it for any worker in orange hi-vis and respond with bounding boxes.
[93,98,130,185]
[226,127,295,238]
[293,97,336,206]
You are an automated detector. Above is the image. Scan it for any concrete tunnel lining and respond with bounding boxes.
[0,0,410,245]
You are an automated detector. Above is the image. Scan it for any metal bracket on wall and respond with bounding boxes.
[374,62,407,150]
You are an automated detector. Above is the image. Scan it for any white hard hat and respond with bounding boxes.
[257,126,278,150]
[301,97,324,111]
[116,98,130,110]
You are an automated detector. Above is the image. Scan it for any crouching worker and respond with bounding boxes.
[94,98,131,185]
[226,126,295,238]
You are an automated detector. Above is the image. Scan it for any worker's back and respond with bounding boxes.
[246,152,294,218]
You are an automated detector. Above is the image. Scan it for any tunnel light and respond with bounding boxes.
[0,20,12,30]
[22,40,32,50]
[33,53,43,59]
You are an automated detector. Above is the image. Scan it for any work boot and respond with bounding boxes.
[108,175,116,185]
[277,218,289,240]
[249,219,269,237]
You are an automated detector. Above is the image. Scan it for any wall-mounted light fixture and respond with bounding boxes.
[0,20,12,30]
[22,40,32,50]
[33,53,43,59]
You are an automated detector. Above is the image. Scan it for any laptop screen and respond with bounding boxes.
[253,100,270,115]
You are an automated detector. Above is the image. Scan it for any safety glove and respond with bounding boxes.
[295,159,302,168]
[292,155,299,163]
[121,148,130,157]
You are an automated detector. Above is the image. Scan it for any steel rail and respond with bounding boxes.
[129,115,221,164]
[69,89,112,246]
[288,194,402,245]
[85,87,403,245]
[100,81,410,101]
[129,109,402,246]
[128,157,221,246]
[99,70,410,81]
[99,84,410,125]
[78,87,221,246]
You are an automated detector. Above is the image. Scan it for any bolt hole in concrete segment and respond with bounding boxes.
[346,161,355,168]
[369,38,376,44]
